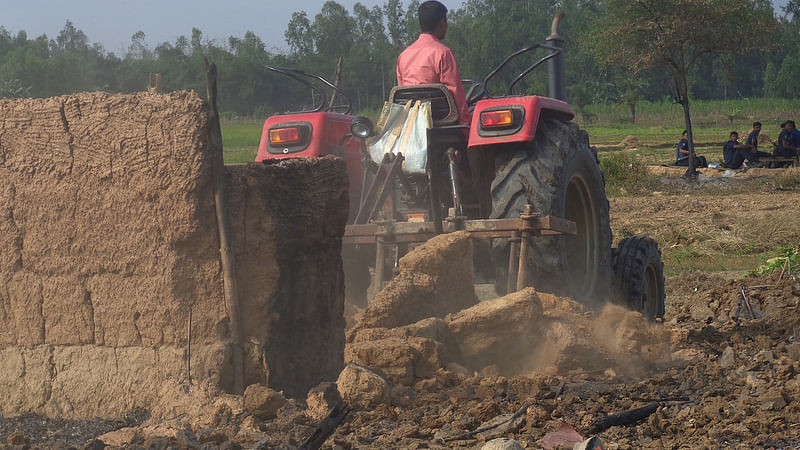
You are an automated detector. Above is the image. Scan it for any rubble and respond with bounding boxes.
[350,231,478,334]
[305,382,342,421]
[243,384,287,419]
[446,288,543,373]
[335,364,390,409]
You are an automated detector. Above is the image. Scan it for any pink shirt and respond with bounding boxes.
[396,33,471,126]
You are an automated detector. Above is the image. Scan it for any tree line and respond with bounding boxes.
[1,0,798,117]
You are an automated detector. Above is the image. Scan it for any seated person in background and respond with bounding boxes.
[776,120,800,158]
[743,122,772,165]
[774,122,787,156]
[675,130,708,167]
[723,131,757,169]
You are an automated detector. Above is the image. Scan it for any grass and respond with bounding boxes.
[221,120,262,164]
[580,97,799,130]
[599,151,658,196]
[772,168,800,190]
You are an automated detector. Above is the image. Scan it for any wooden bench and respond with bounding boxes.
[758,156,799,167]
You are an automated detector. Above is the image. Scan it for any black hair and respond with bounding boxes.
[730,131,738,137]
[753,121,762,127]
[786,120,796,127]
[419,1,447,33]
[780,121,787,128]
[682,129,687,135]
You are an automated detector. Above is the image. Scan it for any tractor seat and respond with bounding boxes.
[389,84,459,127]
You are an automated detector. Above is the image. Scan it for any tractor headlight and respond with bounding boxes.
[350,117,374,139]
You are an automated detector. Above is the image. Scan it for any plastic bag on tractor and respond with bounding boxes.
[368,100,431,174]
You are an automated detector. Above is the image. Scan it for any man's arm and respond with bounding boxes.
[745,132,759,151]
[439,49,471,125]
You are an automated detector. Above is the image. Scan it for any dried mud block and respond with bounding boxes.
[349,317,461,363]
[336,364,390,409]
[7,271,45,346]
[42,277,94,345]
[305,382,342,421]
[0,183,22,274]
[243,384,288,419]
[354,231,478,333]
[345,335,443,385]
[0,345,52,416]
[446,287,543,373]
[42,344,226,419]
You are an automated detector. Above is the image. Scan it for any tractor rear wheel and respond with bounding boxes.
[611,236,666,320]
[490,118,612,306]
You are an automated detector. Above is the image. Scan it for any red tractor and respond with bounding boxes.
[256,16,665,319]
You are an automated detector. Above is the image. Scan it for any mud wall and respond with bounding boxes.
[0,92,347,418]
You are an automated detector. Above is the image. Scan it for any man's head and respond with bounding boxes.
[419,1,448,40]
[682,130,688,139]
[753,122,762,132]
[730,131,738,140]
[786,120,796,133]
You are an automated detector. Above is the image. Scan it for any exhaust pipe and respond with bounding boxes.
[546,13,566,101]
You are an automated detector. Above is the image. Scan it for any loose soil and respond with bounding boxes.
[2,187,799,448]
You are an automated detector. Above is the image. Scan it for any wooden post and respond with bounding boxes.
[329,56,344,108]
[148,73,162,93]
[205,61,245,394]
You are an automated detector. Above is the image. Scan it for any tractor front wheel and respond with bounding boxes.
[611,236,666,320]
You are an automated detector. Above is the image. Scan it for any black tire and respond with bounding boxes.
[491,118,612,306]
[611,236,666,320]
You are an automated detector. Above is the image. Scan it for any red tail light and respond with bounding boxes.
[269,127,301,144]
[480,109,514,127]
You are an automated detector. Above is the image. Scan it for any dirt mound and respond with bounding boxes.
[349,231,477,336]
[619,135,639,149]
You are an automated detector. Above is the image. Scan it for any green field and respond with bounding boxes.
[222,119,262,164]
[223,97,800,164]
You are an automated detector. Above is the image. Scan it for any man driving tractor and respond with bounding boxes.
[396,0,471,126]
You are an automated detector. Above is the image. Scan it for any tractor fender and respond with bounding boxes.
[467,95,574,149]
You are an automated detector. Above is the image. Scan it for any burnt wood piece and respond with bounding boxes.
[587,401,659,434]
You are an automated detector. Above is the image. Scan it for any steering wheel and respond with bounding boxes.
[465,81,486,107]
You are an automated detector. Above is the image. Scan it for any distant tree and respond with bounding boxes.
[286,11,314,56]
[352,2,392,106]
[50,20,88,54]
[128,31,150,59]
[617,76,648,123]
[384,0,408,47]
[774,55,800,97]
[311,2,355,60]
[594,0,778,177]
[763,60,778,97]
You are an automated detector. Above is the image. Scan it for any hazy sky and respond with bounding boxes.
[2,0,791,55]
[2,0,460,55]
